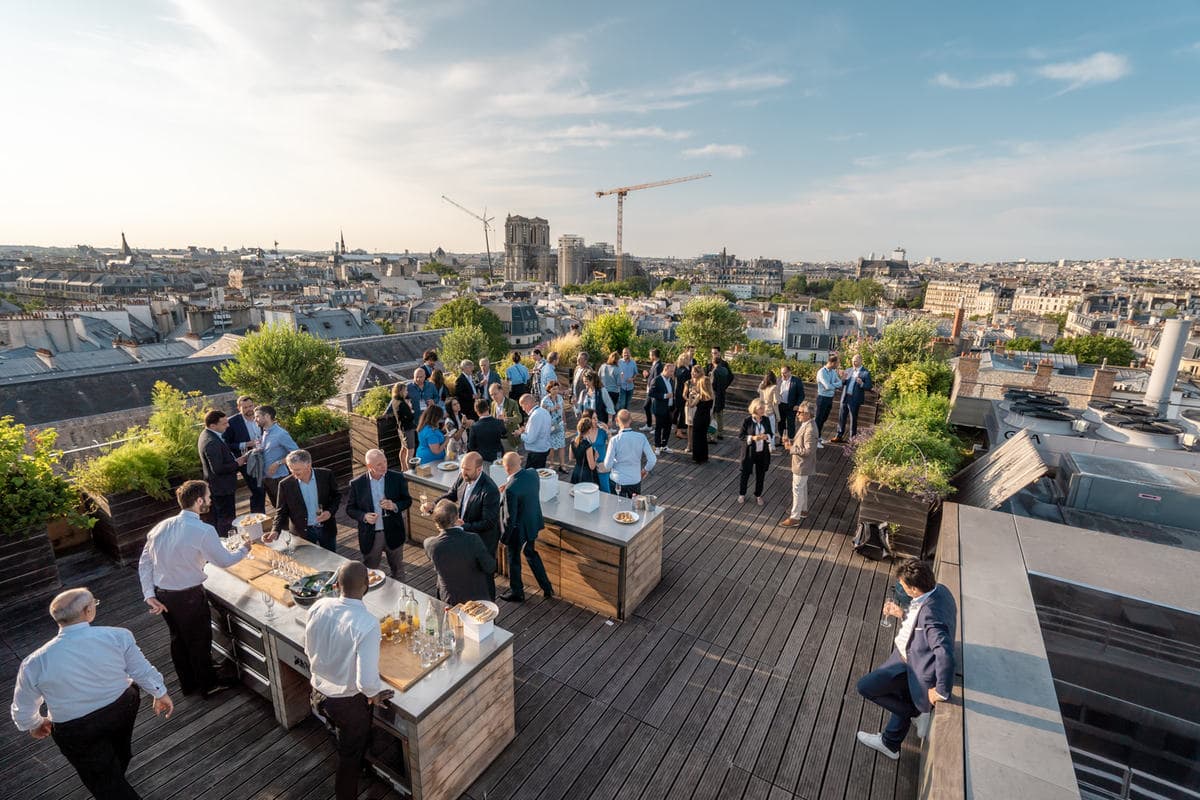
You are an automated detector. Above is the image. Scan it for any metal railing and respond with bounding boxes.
[1070,746,1200,800]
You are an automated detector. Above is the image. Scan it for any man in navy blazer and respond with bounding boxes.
[428,451,501,599]
[222,396,267,513]
[832,354,872,442]
[856,559,957,760]
[647,362,676,451]
[776,364,806,441]
[497,452,554,602]
[345,449,412,576]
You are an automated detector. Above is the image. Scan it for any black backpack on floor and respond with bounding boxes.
[853,521,893,560]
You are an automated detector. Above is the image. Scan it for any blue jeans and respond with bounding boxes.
[618,388,633,410]
[856,651,919,751]
[304,524,337,552]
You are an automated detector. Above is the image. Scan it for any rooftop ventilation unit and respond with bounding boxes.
[999,389,1080,435]
[1083,399,1157,426]
[1094,412,1186,449]
[1056,452,1200,531]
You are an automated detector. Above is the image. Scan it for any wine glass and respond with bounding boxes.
[283,531,294,555]
[260,591,276,620]
[418,493,430,516]
[880,608,893,628]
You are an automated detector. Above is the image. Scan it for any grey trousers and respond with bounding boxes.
[363,531,404,577]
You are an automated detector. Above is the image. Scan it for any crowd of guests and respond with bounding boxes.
[10,343,943,800]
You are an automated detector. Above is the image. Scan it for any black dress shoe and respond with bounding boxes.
[203,684,230,699]
[499,591,526,602]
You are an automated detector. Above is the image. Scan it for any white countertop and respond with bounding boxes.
[204,540,514,722]
[406,465,665,546]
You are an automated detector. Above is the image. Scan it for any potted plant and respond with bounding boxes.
[1,417,94,599]
[348,385,404,478]
[72,382,204,564]
[847,393,963,559]
[287,405,352,484]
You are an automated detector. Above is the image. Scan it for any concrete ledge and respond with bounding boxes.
[921,504,1081,800]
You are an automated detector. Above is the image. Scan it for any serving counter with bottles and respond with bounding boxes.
[203,540,515,800]
[404,463,664,620]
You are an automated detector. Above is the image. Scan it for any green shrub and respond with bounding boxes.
[1,418,93,536]
[882,360,955,403]
[580,312,636,361]
[849,417,962,502]
[72,382,204,499]
[286,406,349,444]
[545,333,584,369]
[354,385,392,418]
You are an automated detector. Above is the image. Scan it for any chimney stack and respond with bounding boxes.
[1146,318,1189,416]
[1034,358,1054,390]
[951,306,965,339]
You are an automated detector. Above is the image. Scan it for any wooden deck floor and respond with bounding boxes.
[1,425,916,800]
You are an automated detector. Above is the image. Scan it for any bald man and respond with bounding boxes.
[346,448,412,577]
[498,451,554,602]
[424,451,501,599]
[11,588,173,800]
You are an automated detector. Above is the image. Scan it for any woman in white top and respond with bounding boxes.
[737,400,773,505]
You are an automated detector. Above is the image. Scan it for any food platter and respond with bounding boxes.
[238,513,271,526]
[438,461,460,471]
[612,511,640,525]
[367,569,386,589]
[455,599,499,624]
[536,468,555,479]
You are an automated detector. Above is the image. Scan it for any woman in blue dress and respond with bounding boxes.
[540,380,567,472]
[415,405,446,464]
[592,415,613,494]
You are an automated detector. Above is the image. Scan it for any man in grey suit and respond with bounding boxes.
[855,559,957,759]
[497,452,554,602]
[424,500,497,605]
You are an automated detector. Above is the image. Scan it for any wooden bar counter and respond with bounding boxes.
[203,542,515,800]
[404,464,664,620]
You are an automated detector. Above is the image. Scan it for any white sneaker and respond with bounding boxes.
[856,731,899,760]
[915,712,931,739]
[661,446,672,454]
[817,439,825,449]
[654,447,662,456]
[640,425,653,432]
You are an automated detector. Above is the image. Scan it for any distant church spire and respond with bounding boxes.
[120,231,132,257]
[340,229,347,254]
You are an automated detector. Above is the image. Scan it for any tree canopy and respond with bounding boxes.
[829,278,884,307]
[1005,337,1042,353]
[675,296,747,352]
[440,324,492,367]
[581,312,636,360]
[1053,334,1135,366]
[216,323,345,421]
[562,275,650,297]
[427,298,508,359]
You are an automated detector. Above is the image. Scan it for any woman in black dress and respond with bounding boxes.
[690,370,713,463]
[737,400,772,505]
[570,417,598,484]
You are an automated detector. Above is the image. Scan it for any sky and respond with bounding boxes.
[2,1,1199,262]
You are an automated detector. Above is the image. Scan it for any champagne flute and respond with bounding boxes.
[260,590,276,620]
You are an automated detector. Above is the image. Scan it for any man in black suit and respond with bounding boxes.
[648,362,676,451]
[497,452,553,602]
[221,395,267,514]
[454,359,479,420]
[423,451,501,599]
[198,409,246,535]
[467,399,507,463]
[672,358,691,435]
[641,348,663,431]
[423,500,497,605]
[345,449,412,577]
[266,449,341,551]
[776,365,806,442]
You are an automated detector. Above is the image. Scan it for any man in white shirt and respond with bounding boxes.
[305,562,394,800]
[517,393,552,468]
[139,479,248,697]
[602,409,658,498]
[11,588,173,799]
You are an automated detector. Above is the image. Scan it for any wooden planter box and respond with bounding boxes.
[303,429,352,486]
[349,413,403,478]
[0,526,61,601]
[856,481,942,560]
[85,483,184,565]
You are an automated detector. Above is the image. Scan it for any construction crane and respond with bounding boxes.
[441,195,496,279]
[595,172,711,280]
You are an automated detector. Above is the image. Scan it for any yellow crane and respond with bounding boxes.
[441,195,496,279]
[595,172,711,279]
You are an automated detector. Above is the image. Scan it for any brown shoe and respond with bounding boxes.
[779,517,799,527]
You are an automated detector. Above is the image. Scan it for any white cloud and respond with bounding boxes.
[907,145,974,161]
[931,71,1017,89]
[682,143,750,159]
[1036,51,1130,93]
[668,72,789,97]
